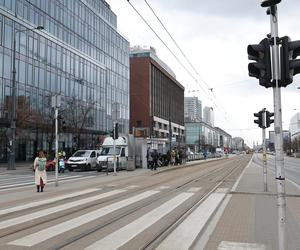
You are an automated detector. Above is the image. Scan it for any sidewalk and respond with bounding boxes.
[203,159,300,250]
[0,162,32,173]
[0,156,225,174]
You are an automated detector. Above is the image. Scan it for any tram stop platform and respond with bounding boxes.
[202,159,300,250]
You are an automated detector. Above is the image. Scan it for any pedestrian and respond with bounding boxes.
[147,147,153,169]
[151,149,159,170]
[170,150,176,165]
[33,150,47,192]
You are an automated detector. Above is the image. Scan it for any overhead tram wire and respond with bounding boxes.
[127,0,194,89]
[126,0,222,112]
[141,0,226,116]
[143,0,225,110]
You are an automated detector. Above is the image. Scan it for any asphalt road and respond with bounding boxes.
[253,153,300,187]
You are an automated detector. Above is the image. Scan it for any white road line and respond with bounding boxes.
[126,185,140,189]
[0,175,96,191]
[0,175,84,189]
[156,191,227,250]
[0,189,127,230]
[155,186,170,190]
[8,190,160,247]
[187,187,202,193]
[85,192,194,250]
[218,241,266,250]
[0,188,101,216]
[1,176,34,181]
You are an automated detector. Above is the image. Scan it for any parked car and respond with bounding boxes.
[66,150,101,171]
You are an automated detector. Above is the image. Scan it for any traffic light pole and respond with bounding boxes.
[262,126,267,192]
[113,121,116,176]
[55,106,59,187]
[269,4,286,250]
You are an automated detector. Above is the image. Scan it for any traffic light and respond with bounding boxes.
[113,123,119,139]
[247,38,272,88]
[266,111,274,128]
[280,36,300,87]
[254,111,264,128]
[62,120,66,132]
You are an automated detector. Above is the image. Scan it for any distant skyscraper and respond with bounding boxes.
[203,106,214,126]
[290,112,300,140]
[184,97,202,122]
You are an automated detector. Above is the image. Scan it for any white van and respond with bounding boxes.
[96,136,128,171]
[67,150,101,171]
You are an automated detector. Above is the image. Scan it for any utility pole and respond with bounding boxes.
[248,1,287,248]
[112,102,119,176]
[261,108,268,192]
[52,95,61,187]
[261,1,286,248]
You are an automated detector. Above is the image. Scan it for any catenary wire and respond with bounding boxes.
[143,0,226,113]
[126,0,223,114]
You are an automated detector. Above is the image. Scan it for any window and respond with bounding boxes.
[121,148,125,157]
[4,21,12,49]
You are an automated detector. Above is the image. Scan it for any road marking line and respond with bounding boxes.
[0,175,96,191]
[126,185,140,189]
[8,190,159,247]
[155,186,170,190]
[85,192,194,250]
[1,176,34,181]
[156,192,226,250]
[0,188,101,216]
[0,189,127,230]
[218,241,266,250]
[187,187,202,193]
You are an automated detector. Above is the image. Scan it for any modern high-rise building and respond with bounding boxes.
[203,106,214,126]
[0,0,129,161]
[184,96,202,122]
[129,46,185,147]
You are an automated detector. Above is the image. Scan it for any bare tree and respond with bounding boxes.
[63,96,95,149]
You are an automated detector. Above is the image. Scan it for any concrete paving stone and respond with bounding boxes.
[204,160,300,250]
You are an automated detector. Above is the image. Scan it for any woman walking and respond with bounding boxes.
[33,151,47,192]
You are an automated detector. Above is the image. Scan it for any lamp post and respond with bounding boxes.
[7,25,44,170]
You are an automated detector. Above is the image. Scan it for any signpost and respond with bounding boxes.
[112,102,120,176]
[51,95,61,187]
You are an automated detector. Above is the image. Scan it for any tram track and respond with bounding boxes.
[54,155,251,250]
[0,155,251,250]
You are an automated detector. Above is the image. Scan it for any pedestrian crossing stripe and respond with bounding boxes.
[0,189,127,230]
[0,188,101,216]
[85,192,194,250]
[8,190,160,247]
[187,187,202,193]
[0,175,96,191]
[157,191,227,250]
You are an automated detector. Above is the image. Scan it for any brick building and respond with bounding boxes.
[129,46,185,146]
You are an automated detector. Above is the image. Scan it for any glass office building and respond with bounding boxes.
[0,0,129,161]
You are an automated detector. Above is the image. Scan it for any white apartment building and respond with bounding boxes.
[203,106,214,126]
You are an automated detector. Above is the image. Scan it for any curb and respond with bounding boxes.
[151,157,226,175]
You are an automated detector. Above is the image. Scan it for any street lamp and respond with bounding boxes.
[8,25,44,170]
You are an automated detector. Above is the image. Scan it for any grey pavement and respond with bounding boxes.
[204,157,300,250]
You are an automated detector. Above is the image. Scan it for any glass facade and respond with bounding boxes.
[0,0,129,161]
[185,122,232,153]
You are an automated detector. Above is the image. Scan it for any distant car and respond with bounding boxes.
[66,150,101,171]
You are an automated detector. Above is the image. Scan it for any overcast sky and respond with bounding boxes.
[107,0,300,146]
